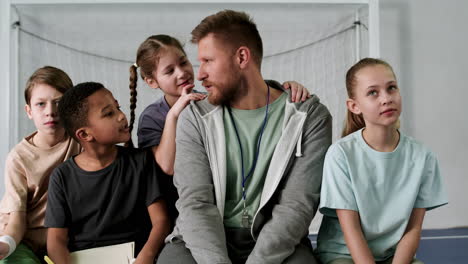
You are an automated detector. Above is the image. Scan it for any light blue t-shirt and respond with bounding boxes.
[315,129,448,263]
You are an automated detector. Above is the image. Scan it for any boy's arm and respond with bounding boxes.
[134,200,170,264]
[47,228,70,264]
[392,208,425,264]
[0,212,26,259]
[0,152,29,259]
[337,209,376,264]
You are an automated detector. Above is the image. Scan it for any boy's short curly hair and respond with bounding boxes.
[59,82,104,141]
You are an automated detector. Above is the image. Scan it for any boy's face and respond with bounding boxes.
[83,88,130,145]
[25,83,64,137]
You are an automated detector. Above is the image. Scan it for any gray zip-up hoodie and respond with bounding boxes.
[168,80,332,264]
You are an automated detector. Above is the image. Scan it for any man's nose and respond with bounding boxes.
[197,65,207,81]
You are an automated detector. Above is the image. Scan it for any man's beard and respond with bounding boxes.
[206,70,246,106]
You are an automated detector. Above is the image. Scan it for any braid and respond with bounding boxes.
[125,65,138,148]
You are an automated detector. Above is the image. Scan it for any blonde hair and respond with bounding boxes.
[342,58,397,137]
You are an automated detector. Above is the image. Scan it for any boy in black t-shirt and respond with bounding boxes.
[45,82,169,264]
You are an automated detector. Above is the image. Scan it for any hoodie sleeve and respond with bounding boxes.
[247,102,332,264]
[172,105,231,264]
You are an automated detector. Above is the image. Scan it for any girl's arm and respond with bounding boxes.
[337,209,376,264]
[282,81,311,102]
[0,212,26,259]
[153,86,205,175]
[392,208,426,264]
[47,227,70,264]
[134,200,170,264]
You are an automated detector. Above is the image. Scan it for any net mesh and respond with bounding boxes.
[15,3,369,233]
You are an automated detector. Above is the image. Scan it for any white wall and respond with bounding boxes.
[1,0,467,230]
[380,0,468,229]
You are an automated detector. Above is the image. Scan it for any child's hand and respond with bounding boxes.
[132,254,154,264]
[0,241,9,259]
[282,81,311,102]
[170,85,206,118]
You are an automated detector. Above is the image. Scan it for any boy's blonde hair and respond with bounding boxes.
[25,66,73,105]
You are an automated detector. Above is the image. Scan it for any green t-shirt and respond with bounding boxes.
[223,92,287,228]
[315,129,448,263]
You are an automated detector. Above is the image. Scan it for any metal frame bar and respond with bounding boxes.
[12,0,370,4]
[354,10,361,61]
[368,0,380,57]
[0,1,11,193]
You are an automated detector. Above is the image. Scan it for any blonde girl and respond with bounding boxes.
[315,58,447,264]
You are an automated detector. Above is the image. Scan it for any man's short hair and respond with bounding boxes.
[59,82,104,141]
[191,9,263,67]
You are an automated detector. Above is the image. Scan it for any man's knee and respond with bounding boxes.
[157,242,196,264]
[283,242,318,264]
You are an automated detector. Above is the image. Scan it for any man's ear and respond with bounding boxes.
[144,77,159,89]
[346,98,361,115]
[236,46,251,70]
[25,104,33,120]
[76,127,94,142]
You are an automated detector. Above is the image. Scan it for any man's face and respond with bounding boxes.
[196,34,242,105]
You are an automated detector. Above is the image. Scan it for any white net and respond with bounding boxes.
[15,3,369,233]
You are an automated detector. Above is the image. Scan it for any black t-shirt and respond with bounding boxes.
[45,146,162,255]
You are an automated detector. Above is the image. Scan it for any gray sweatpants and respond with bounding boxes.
[157,228,318,264]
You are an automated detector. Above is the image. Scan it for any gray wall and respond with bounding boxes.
[380,0,468,228]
